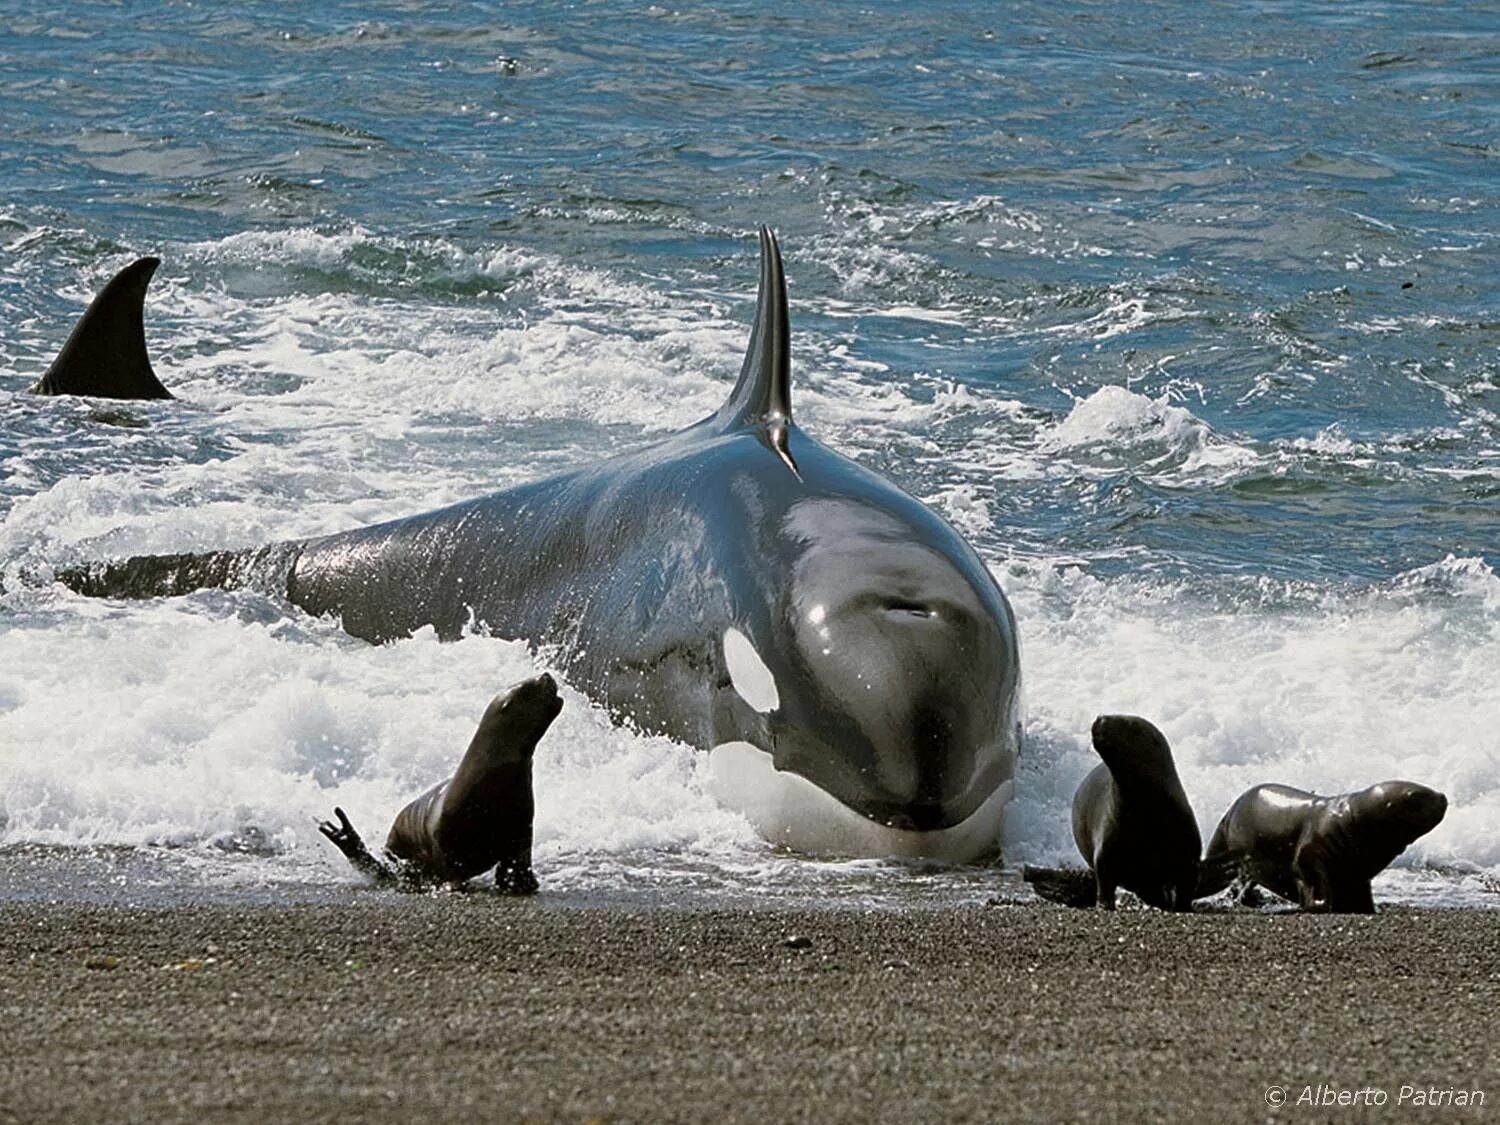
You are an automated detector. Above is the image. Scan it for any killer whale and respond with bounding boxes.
[58,229,1023,859]
[28,257,173,400]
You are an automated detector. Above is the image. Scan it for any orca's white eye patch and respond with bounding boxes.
[723,627,780,713]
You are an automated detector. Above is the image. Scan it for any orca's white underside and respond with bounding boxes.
[707,741,1012,863]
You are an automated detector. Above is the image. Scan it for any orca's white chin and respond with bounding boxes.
[707,741,1012,863]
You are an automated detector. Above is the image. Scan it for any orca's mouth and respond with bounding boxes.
[824,750,1015,833]
[866,802,960,834]
[705,741,1014,862]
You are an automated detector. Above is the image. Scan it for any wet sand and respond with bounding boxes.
[1,898,1495,1124]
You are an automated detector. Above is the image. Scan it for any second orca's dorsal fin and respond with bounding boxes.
[31,257,172,400]
[716,227,798,478]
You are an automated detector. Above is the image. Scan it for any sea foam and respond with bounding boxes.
[1,229,1494,908]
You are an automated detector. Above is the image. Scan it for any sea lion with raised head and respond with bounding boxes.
[319,673,562,892]
[1196,780,1446,913]
[1025,714,1201,911]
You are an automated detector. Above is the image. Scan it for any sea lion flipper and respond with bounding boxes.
[1327,881,1376,914]
[316,806,354,849]
[1022,864,1098,909]
[494,856,539,897]
[1194,850,1240,900]
[319,807,399,886]
[1095,873,1117,911]
[1231,881,1267,908]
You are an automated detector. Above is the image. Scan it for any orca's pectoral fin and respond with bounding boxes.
[31,257,173,400]
[1022,864,1099,909]
[715,227,799,479]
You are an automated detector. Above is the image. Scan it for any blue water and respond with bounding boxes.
[0,2,1496,907]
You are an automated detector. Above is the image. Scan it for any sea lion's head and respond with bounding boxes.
[1348,779,1447,854]
[1090,714,1178,779]
[474,673,563,760]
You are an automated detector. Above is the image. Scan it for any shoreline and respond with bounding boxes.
[2,898,1495,1123]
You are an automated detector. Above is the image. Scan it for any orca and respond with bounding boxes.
[57,229,1023,860]
[28,256,173,400]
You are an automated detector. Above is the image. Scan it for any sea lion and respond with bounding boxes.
[1196,780,1447,913]
[1025,714,1201,911]
[319,673,562,893]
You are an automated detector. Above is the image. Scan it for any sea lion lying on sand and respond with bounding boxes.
[1024,715,1201,911]
[319,673,562,893]
[1195,780,1447,913]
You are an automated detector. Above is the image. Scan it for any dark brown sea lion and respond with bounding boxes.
[1196,780,1447,913]
[319,673,562,893]
[1024,714,1201,911]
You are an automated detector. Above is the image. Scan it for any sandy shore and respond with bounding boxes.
[1,897,1495,1124]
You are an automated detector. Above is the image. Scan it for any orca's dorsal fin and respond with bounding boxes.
[716,227,798,478]
[31,257,172,400]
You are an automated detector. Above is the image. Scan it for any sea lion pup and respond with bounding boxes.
[319,673,563,893]
[1024,715,1201,911]
[1196,781,1447,913]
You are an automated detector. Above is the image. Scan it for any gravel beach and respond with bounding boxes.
[1,896,1495,1124]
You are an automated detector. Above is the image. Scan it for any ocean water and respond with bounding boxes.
[0,2,1495,908]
